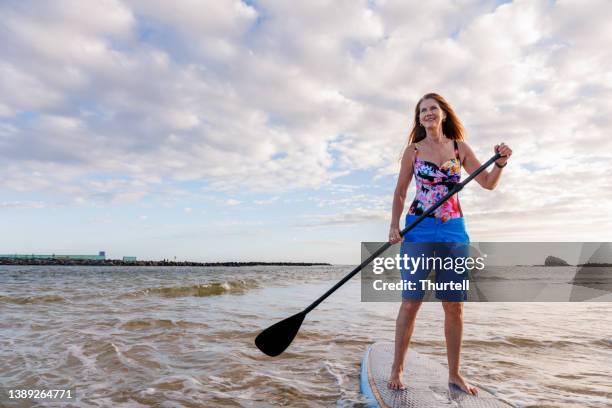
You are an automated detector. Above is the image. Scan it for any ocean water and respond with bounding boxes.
[0,265,610,407]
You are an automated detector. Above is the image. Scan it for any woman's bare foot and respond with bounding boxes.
[448,373,478,395]
[387,365,406,390]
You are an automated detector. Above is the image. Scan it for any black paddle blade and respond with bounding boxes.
[255,311,305,357]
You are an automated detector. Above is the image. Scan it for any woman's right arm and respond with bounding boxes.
[389,144,415,244]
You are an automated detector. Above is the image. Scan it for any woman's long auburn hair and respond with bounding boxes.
[408,93,466,144]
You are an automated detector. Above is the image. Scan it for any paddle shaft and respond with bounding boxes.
[303,152,502,314]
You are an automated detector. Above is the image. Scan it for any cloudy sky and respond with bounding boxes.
[1,0,611,264]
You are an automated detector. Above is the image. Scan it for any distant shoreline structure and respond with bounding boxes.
[0,258,332,267]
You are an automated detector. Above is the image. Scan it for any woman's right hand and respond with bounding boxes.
[389,225,403,244]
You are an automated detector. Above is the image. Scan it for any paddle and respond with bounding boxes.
[255,151,504,357]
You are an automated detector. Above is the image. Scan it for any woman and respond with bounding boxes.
[387,93,512,394]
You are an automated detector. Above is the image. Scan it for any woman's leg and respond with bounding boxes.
[388,299,422,390]
[442,301,478,395]
[389,215,433,390]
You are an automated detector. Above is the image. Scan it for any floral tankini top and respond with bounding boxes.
[407,140,463,222]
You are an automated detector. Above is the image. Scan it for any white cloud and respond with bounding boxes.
[0,63,65,116]
[296,207,389,227]
[0,200,46,209]
[253,196,279,205]
[0,0,610,238]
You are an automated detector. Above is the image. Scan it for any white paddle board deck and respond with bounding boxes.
[360,342,515,408]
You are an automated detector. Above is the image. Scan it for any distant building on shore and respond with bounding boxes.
[0,251,106,261]
[122,256,137,262]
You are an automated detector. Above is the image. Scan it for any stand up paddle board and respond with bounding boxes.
[360,342,515,407]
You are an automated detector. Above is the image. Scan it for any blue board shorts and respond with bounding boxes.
[400,214,470,302]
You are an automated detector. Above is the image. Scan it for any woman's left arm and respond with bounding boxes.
[459,141,513,190]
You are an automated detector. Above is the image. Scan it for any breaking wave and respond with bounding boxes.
[129,279,260,298]
[0,294,66,304]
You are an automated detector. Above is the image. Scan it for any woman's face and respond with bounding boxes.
[418,98,446,129]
